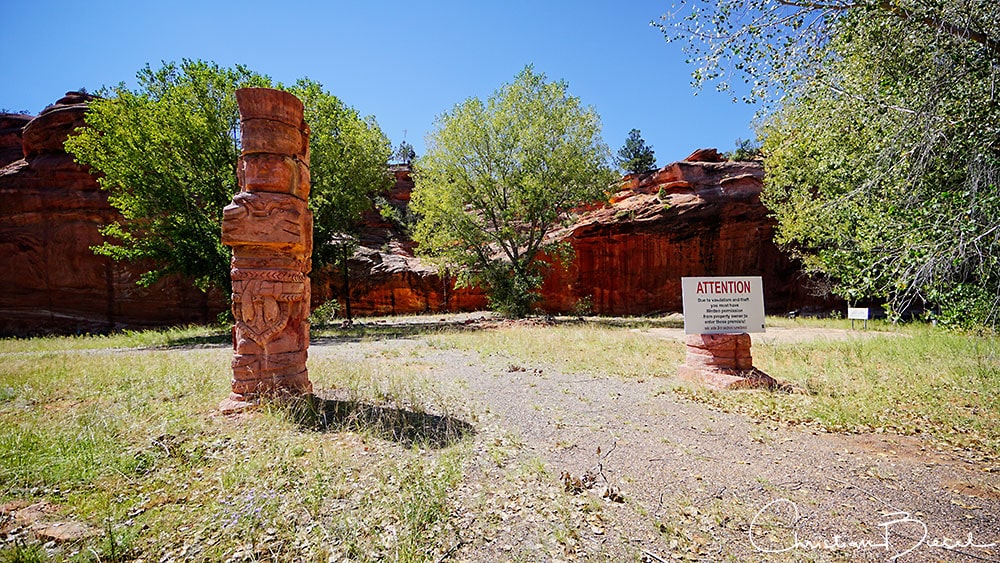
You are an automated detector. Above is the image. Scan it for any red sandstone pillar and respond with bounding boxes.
[220,88,313,412]
[677,333,776,390]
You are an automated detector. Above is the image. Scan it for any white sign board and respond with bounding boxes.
[681,276,765,334]
[847,307,869,320]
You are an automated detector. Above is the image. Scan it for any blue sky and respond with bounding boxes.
[2,0,757,166]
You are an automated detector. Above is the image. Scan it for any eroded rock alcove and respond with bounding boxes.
[0,93,225,336]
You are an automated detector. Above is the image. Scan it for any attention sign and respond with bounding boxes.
[681,276,765,334]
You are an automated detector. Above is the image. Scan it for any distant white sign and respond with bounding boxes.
[847,307,870,320]
[681,276,766,335]
[848,307,870,330]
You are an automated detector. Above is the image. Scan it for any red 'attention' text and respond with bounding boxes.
[696,280,752,294]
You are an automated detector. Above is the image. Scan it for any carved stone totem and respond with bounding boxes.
[220,88,313,412]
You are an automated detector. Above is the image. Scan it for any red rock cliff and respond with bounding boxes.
[311,166,488,315]
[537,154,824,315]
[313,158,829,318]
[0,91,827,331]
[0,93,225,336]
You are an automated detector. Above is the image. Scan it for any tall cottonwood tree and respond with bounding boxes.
[66,60,391,295]
[65,60,264,292]
[658,1,1000,325]
[412,66,614,317]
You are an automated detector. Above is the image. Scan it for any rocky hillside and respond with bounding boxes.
[537,149,822,315]
[316,151,832,317]
[311,166,488,316]
[0,93,225,336]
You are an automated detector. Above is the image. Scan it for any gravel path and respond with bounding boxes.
[311,331,1000,562]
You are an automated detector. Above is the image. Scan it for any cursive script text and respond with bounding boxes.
[749,498,997,560]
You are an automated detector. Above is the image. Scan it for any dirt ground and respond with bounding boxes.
[311,321,1000,562]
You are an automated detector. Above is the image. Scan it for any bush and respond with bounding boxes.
[571,295,594,316]
[309,299,341,326]
[483,268,541,319]
[726,138,762,161]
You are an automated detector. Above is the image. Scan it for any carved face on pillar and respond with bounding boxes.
[221,191,311,255]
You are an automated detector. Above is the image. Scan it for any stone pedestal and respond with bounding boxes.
[220,88,313,412]
[677,333,776,390]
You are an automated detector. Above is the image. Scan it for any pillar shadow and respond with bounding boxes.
[284,394,475,449]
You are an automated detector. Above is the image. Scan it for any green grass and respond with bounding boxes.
[0,336,467,562]
[0,325,229,354]
[727,321,1000,457]
[0,542,46,563]
[427,320,686,378]
[2,315,998,560]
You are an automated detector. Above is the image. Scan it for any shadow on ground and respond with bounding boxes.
[285,393,475,449]
[152,332,231,349]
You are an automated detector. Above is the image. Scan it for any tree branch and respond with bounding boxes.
[875,1,1000,53]
[776,0,853,10]
[777,0,1000,52]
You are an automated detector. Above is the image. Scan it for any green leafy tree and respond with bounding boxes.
[64,60,267,291]
[66,61,391,296]
[658,2,1000,326]
[615,128,656,174]
[288,78,392,269]
[411,66,615,317]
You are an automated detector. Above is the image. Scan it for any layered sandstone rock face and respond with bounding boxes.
[0,114,31,168]
[221,88,313,407]
[311,166,488,315]
[0,93,224,336]
[315,156,828,318]
[537,155,823,315]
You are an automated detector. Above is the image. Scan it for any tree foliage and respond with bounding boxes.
[66,60,391,294]
[411,66,614,318]
[65,60,266,291]
[393,140,417,165]
[288,78,392,269]
[657,0,999,105]
[615,128,657,174]
[659,2,1000,326]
